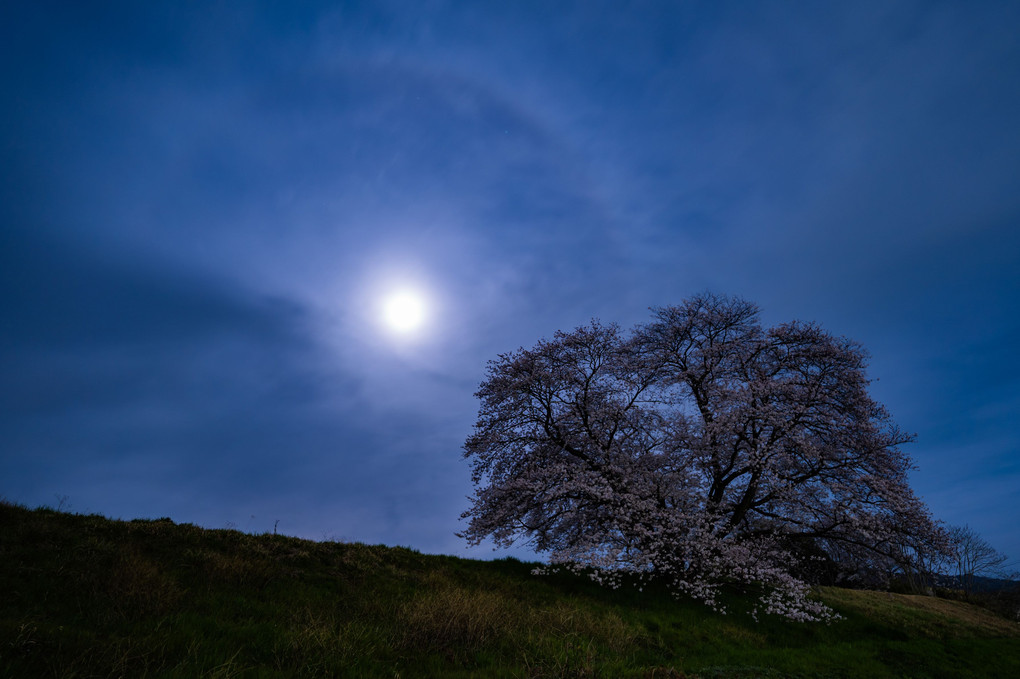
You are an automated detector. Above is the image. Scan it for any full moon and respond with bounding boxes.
[381,289,427,334]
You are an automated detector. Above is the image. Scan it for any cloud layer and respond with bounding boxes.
[2,1,1018,560]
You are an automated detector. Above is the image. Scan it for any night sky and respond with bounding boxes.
[2,1,1018,564]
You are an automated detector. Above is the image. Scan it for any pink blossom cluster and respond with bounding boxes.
[461,294,946,622]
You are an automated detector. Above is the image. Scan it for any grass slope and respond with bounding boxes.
[1,501,1017,678]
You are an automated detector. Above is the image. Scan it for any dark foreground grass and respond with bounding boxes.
[1,501,1017,678]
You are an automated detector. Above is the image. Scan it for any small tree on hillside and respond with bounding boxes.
[460,293,946,621]
[949,525,1010,595]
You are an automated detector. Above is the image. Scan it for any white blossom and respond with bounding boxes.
[460,294,946,621]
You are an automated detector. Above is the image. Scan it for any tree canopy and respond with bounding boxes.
[460,293,945,620]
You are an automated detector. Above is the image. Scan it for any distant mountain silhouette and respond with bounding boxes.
[934,573,1020,593]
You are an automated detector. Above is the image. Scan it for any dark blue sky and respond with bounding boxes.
[3,1,1018,563]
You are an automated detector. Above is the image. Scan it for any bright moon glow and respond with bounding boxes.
[382,290,427,334]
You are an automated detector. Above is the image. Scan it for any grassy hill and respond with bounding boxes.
[1,501,1018,678]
